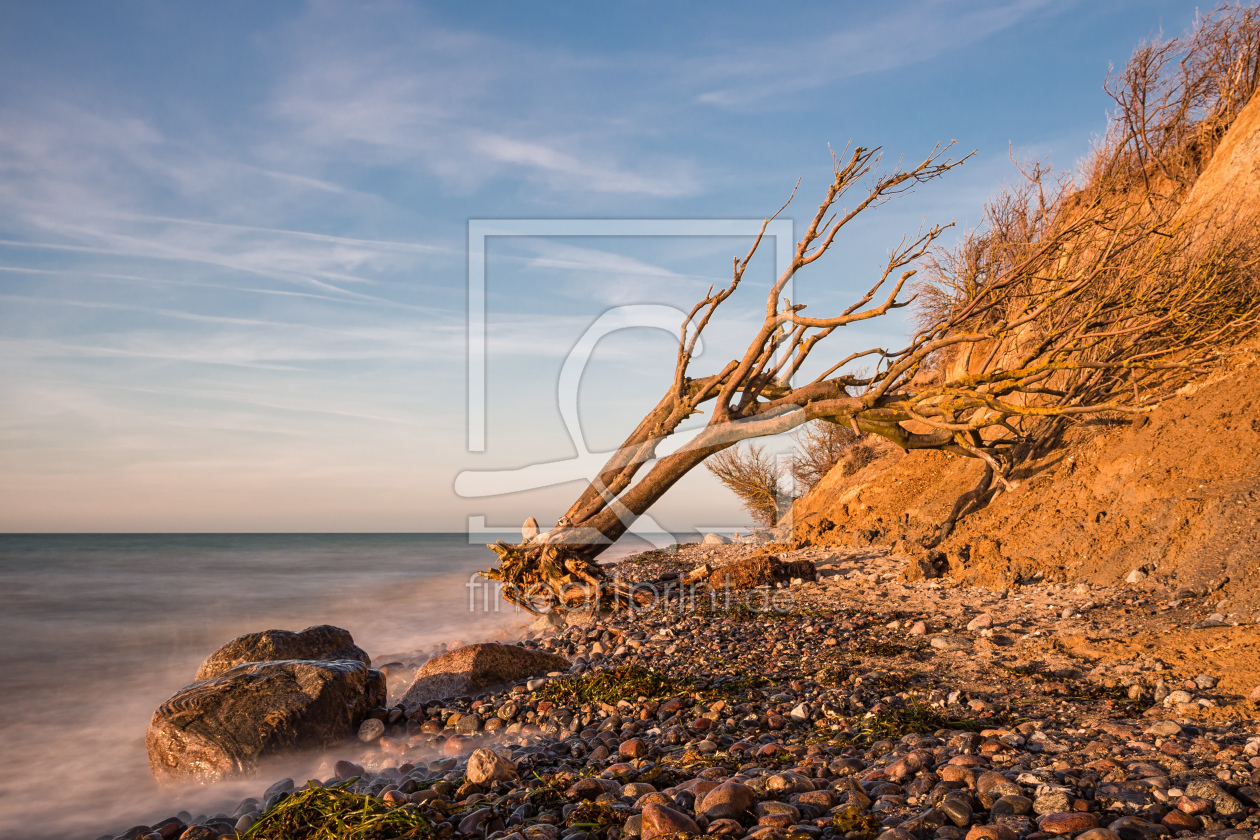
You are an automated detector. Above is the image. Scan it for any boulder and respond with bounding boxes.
[400,642,569,709]
[148,659,385,782]
[703,532,731,545]
[195,625,369,681]
[709,554,815,589]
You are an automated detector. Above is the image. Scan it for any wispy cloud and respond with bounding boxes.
[268,6,700,198]
[687,0,1058,107]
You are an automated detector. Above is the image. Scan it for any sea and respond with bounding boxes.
[0,533,659,840]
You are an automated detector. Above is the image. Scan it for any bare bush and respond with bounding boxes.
[788,422,888,492]
[706,444,788,527]
[1100,3,1260,191]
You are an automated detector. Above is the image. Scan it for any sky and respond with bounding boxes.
[0,0,1220,534]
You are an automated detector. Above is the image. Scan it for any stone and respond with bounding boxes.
[910,621,929,635]
[1095,783,1154,810]
[879,830,916,840]
[400,643,569,709]
[703,533,731,545]
[621,783,657,798]
[966,614,994,632]
[458,808,493,837]
[706,818,744,836]
[178,828,216,840]
[1160,810,1200,832]
[147,659,384,782]
[1144,721,1181,737]
[766,771,814,794]
[941,799,973,828]
[964,826,1016,840]
[698,782,757,821]
[1076,831,1121,840]
[1183,780,1245,817]
[1034,793,1072,815]
[357,718,385,742]
[975,771,1011,794]
[194,625,369,682]
[466,748,518,786]
[1038,812,1099,835]
[1126,570,1147,584]
[619,738,647,759]
[991,795,1032,816]
[640,803,700,840]
[1107,816,1166,840]
[522,517,540,541]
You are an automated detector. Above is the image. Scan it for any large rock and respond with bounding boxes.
[708,554,815,589]
[148,659,385,782]
[401,643,569,709]
[195,625,369,681]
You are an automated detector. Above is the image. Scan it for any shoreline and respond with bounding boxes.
[102,542,1260,840]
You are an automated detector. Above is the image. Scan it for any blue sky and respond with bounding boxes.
[0,0,1216,533]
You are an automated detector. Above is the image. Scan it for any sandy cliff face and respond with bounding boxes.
[793,93,1260,615]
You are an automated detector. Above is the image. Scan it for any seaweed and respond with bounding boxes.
[242,784,433,840]
[840,699,988,748]
[538,665,684,705]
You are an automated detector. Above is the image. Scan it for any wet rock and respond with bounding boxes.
[964,825,1016,840]
[698,782,756,820]
[147,659,384,782]
[195,625,369,681]
[619,738,647,759]
[640,803,700,840]
[466,748,518,786]
[940,798,973,827]
[401,643,569,709]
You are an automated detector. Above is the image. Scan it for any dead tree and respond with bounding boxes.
[483,142,1260,614]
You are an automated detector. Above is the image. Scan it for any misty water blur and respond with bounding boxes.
[0,533,655,840]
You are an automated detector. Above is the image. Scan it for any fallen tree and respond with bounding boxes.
[482,143,1258,613]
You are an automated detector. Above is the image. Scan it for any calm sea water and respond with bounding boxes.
[0,533,655,840]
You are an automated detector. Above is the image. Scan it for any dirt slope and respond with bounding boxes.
[793,92,1260,618]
